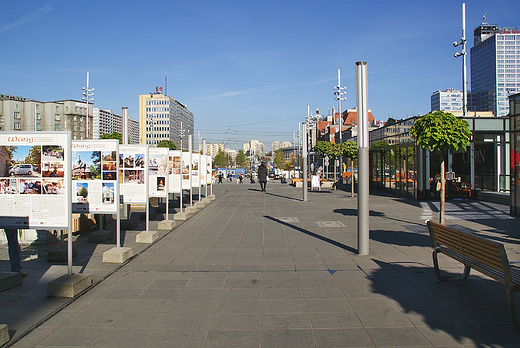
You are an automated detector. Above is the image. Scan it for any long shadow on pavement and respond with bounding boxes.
[371,259,520,347]
[263,215,357,253]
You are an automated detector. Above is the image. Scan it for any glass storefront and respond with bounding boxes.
[368,115,509,200]
[509,93,520,215]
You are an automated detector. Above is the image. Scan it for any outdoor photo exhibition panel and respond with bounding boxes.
[148,147,169,198]
[199,154,207,187]
[119,145,148,204]
[71,140,119,214]
[185,151,199,187]
[168,150,182,193]
[0,132,71,229]
[205,155,213,185]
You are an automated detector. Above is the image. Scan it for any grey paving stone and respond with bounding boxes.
[205,329,259,348]
[314,328,375,348]
[260,329,316,348]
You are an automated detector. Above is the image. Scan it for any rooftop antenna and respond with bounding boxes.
[165,68,168,96]
[482,13,486,24]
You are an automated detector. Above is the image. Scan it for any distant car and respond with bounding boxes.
[9,164,34,176]
[268,170,276,178]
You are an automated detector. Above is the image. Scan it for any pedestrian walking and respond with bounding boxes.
[5,228,27,277]
[257,161,268,192]
[218,172,223,184]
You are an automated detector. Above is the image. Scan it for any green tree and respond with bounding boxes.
[156,140,177,150]
[314,141,342,189]
[214,149,229,168]
[342,141,358,197]
[100,132,123,144]
[273,149,285,169]
[235,149,248,168]
[409,111,471,224]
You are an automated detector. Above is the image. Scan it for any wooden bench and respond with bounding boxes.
[427,220,520,331]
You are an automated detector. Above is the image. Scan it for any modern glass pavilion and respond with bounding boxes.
[366,115,509,201]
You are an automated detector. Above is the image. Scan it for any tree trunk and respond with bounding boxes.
[351,159,355,197]
[439,159,445,224]
[333,158,337,191]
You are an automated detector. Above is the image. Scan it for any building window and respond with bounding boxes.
[37,123,41,131]
[36,113,41,120]
[14,112,20,119]
[14,122,21,130]
[55,114,61,121]
[55,124,60,131]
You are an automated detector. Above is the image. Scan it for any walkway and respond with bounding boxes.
[1,181,520,347]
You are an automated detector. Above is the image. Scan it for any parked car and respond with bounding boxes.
[9,164,35,176]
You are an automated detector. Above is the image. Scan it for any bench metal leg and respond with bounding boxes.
[462,265,471,280]
[506,287,520,331]
[433,249,470,281]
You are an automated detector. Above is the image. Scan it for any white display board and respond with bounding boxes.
[168,150,181,193]
[148,147,169,197]
[0,132,71,229]
[199,154,207,187]
[119,145,148,203]
[204,156,212,185]
[187,152,199,187]
[71,140,119,214]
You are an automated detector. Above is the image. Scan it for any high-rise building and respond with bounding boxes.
[272,141,282,153]
[198,142,225,156]
[138,88,194,150]
[92,108,139,144]
[431,89,463,112]
[0,94,93,139]
[470,20,520,116]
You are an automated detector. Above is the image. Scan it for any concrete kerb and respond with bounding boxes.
[0,272,22,292]
[0,324,9,346]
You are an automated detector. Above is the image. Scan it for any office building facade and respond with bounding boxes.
[470,22,520,116]
[138,88,194,150]
[431,89,463,112]
[0,94,93,139]
[93,108,139,144]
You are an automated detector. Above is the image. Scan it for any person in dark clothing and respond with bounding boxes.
[218,172,223,184]
[5,228,26,277]
[257,161,268,192]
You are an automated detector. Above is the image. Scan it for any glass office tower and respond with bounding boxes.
[470,22,520,116]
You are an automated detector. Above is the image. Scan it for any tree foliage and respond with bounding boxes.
[235,149,248,168]
[214,149,229,168]
[100,132,123,144]
[409,111,471,224]
[314,141,342,158]
[341,141,357,161]
[273,149,285,169]
[156,140,177,150]
[409,111,471,153]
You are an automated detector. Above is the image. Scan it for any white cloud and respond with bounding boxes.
[0,1,57,34]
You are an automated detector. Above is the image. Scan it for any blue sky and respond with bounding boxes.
[1,0,519,149]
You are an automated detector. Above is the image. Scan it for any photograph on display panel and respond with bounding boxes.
[0,133,70,229]
[119,146,148,203]
[71,141,119,214]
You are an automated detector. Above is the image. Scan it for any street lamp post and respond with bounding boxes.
[453,3,467,117]
[82,72,94,139]
[334,69,346,181]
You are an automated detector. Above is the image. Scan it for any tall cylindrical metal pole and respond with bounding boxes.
[302,122,308,202]
[462,3,467,117]
[338,69,343,178]
[122,107,128,145]
[189,134,193,206]
[86,72,89,139]
[203,139,208,198]
[356,61,369,256]
[179,122,183,213]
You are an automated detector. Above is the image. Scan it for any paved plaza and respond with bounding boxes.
[1,180,520,347]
